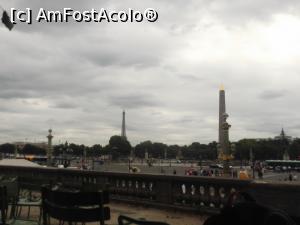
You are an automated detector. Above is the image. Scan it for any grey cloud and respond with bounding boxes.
[0,90,36,99]
[259,90,286,100]
[2,0,110,33]
[178,74,203,82]
[82,48,161,68]
[208,0,300,26]
[52,101,79,109]
[108,93,160,109]
[0,0,300,145]
[3,0,300,35]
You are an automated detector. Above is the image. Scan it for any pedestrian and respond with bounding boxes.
[288,173,293,181]
[293,174,298,181]
[258,169,263,179]
[173,169,177,175]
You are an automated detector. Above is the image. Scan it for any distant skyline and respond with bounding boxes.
[1,1,300,146]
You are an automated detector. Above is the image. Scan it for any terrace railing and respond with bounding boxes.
[0,165,299,217]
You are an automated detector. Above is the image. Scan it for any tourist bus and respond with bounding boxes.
[265,160,300,171]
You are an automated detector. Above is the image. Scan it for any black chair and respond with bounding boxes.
[0,177,18,220]
[15,182,42,223]
[41,185,110,225]
[0,185,8,225]
[118,215,170,225]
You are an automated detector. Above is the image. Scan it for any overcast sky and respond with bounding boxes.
[1,0,300,146]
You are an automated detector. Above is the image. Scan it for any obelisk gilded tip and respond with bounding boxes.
[220,84,225,91]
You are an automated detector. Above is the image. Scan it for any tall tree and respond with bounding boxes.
[235,139,257,160]
[135,141,153,158]
[108,135,131,159]
[0,143,15,154]
[22,144,46,155]
[289,139,300,160]
[151,142,167,158]
[89,144,103,157]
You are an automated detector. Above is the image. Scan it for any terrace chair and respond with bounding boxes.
[118,215,170,225]
[0,185,8,225]
[203,191,297,225]
[41,185,110,225]
[0,185,38,225]
[15,182,42,224]
[0,177,19,220]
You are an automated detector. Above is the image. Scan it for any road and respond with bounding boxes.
[90,161,300,183]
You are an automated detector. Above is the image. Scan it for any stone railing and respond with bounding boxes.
[0,165,299,217]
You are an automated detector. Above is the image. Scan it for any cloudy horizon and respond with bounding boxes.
[1,0,300,146]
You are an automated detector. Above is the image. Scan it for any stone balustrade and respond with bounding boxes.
[0,165,298,217]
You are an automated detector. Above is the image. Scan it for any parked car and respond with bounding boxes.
[209,164,223,169]
[274,166,281,172]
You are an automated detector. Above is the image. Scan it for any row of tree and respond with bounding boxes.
[235,138,300,160]
[0,135,300,161]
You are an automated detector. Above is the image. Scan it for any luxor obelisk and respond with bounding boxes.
[219,85,226,148]
[47,129,53,166]
[121,110,127,140]
[218,85,233,175]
